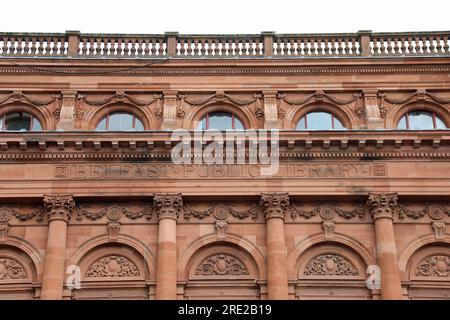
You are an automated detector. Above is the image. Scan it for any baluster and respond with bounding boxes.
[442,36,450,54]
[435,36,443,54]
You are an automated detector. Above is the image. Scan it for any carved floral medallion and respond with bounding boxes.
[303,254,359,276]
[416,255,450,277]
[85,255,140,278]
[195,254,249,276]
[0,258,26,280]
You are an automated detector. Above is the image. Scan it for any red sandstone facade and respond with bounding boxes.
[0,31,449,300]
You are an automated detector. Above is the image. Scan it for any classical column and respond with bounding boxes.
[154,193,182,300]
[367,193,403,300]
[41,194,75,300]
[260,193,289,299]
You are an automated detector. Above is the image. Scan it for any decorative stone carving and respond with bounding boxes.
[263,93,278,129]
[0,206,44,222]
[255,107,264,120]
[397,204,449,220]
[75,202,154,221]
[0,207,13,223]
[154,193,183,221]
[56,91,77,130]
[195,254,249,276]
[0,223,9,241]
[182,92,257,107]
[322,221,335,240]
[432,221,446,241]
[215,220,228,240]
[319,205,336,220]
[183,203,259,220]
[363,91,381,120]
[43,194,75,222]
[0,258,26,280]
[260,193,289,220]
[177,105,185,119]
[278,107,286,120]
[416,255,450,277]
[107,221,121,240]
[428,205,446,220]
[106,205,123,221]
[304,254,359,276]
[85,255,140,278]
[367,193,398,220]
[213,205,229,220]
[290,204,367,220]
[162,93,178,130]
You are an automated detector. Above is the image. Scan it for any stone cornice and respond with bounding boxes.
[0,131,448,161]
[0,59,450,76]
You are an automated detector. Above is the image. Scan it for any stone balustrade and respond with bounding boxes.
[1,30,449,58]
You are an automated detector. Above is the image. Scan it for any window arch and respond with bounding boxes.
[95,111,144,131]
[397,110,447,130]
[196,112,244,130]
[296,111,346,130]
[0,112,42,131]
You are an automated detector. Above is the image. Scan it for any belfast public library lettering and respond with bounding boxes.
[0,30,449,300]
[54,163,387,179]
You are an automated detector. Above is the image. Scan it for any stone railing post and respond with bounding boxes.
[40,194,75,300]
[262,31,275,57]
[260,193,290,299]
[155,193,182,299]
[358,30,372,57]
[66,30,80,57]
[367,193,403,300]
[165,32,179,58]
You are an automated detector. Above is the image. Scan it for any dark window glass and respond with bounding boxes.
[296,111,345,130]
[397,111,446,130]
[197,112,244,130]
[96,112,144,131]
[0,112,42,131]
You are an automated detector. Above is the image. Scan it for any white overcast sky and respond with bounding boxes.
[0,0,448,34]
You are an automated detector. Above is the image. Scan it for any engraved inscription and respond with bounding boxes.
[54,163,387,180]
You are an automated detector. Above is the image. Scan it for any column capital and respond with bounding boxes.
[43,194,75,223]
[367,192,398,221]
[260,193,289,220]
[154,193,183,221]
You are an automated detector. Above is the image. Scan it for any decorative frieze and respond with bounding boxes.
[0,205,44,222]
[183,203,260,220]
[0,258,27,280]
[290,204,367,220]
[154,193,183,221]
[303,254,359,276]
[416,255,450,277]
[260,193,289,220]
[75,203,154,221]
[195,254,249,276]
[43,194,75,222]
[85,255,140,278]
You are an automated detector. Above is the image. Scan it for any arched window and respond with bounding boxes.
[397,110,446,130]
[196,112,244,130]
[0,112,42,131]
[96,112,144,131]
[296,111,346,130]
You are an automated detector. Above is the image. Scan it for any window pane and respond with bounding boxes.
[306,112,333,130]
[408,111,434,129]
[134,118,144,131]
[32,117,42,131]
[435,116,446,129]
[234,118,244,130]
[333,117,345,130]
[108,113,134,130]
[5,112,31,131]
[397,115,407,129]
[296,117,306,130]
[196,118,207,130]
[96,117,107,131]
[208,112,233,130]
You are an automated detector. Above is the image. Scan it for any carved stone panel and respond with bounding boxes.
[195,254,249,276]
[416,255,450,278]
[0,258,27,280]
[303,254,359,276]
[85,255,140,278]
